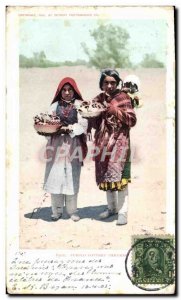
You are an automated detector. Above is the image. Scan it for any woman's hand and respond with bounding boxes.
[106,100,119,116]
[67,125,73,132]
[55,125,73,134]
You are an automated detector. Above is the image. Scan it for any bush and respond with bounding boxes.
[140,53,165,68]
[19,52,61,68]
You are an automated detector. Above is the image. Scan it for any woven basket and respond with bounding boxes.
[34,123,61,134]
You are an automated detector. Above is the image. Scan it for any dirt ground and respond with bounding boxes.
[19,66,167,249]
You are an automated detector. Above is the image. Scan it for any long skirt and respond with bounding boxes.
[43,135,82,195]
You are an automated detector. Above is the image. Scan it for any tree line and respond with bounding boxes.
[20,24,165,69]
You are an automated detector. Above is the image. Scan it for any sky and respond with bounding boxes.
[19,18,168,65]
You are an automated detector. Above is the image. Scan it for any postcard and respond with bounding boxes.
[6,6,175,295]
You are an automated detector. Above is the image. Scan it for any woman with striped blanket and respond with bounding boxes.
[89,69,137,225]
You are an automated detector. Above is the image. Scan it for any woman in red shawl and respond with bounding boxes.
[89,69,137,225]
[43,77,88,221]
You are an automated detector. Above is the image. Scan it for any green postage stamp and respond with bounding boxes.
[126,236,175,291]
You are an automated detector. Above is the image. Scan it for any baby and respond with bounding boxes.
[122,75,142,109]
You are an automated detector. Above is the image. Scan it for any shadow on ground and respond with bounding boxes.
[24,205,118,223]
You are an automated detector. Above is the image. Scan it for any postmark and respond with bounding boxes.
[125,236,175,291]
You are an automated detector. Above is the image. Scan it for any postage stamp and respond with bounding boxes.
[125,236,175,291]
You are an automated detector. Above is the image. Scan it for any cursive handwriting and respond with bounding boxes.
[7,252,122,294]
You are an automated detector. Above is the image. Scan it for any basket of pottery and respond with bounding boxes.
[34,113,65,136]
[78,102,106,118]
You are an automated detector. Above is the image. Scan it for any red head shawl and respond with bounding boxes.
[51,77,83,104]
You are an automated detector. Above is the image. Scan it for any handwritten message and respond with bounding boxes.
[7,252,124,294]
